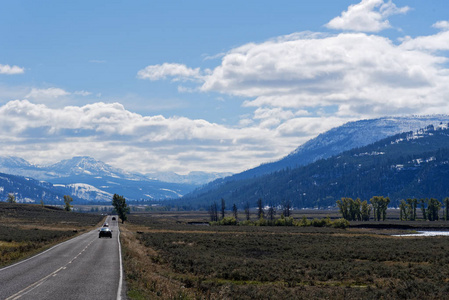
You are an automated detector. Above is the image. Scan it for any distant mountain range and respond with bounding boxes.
[0,156,228,203]
[182,116,449,208]
[3,115,449,206]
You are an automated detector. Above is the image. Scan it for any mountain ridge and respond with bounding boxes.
[227,115,449,181]
[180,123,449,208]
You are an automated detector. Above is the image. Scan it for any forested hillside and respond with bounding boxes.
[181,124,449,208]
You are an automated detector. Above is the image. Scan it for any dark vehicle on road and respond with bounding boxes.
[112,217,116,221]
[103,222,109,227]
[99,227,112,238]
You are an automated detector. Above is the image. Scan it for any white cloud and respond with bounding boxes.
[433,21,449,31]
[26,88,70,99]
[400,23,449,51]
[130,2,449,174]
[325,0,410,32]
[0,64,25,75]
[0,100,327,173]
[74,90,92,96]
[199,31,448,118]
[137,63,201,81]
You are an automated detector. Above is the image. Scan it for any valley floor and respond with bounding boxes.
[120,211,449,299]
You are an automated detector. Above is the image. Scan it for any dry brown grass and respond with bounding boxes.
[0,203,105,267]
[120,223,204,299]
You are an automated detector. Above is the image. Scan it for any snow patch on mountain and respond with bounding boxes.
[65,183,113,202]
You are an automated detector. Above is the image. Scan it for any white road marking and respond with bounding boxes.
[5,237,97,299]
[116,218,123,300]
[6,267,64,300]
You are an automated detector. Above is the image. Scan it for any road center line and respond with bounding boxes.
[6,267,64,300]
[5,237,97,300]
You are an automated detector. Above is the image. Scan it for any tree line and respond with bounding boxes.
[208,198,349,228]
[337,196,449,221]
[399,197,449,221]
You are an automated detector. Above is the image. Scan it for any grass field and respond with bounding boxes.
[0,203,104,267]
[121,210,449,299]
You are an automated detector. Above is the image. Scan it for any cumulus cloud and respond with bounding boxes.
[433,21,449,31]
[137,63,201,81]
[0,64,25,75]
[325,0,410,32]
[199,31,448,117]
[130,1,449,174]
[400,22,449,51]
[0,100,333,173]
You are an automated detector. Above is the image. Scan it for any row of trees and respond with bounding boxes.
[208,198,292,222]
[399,197,449,221]
[337,196,449,222]
[336,196,390,221]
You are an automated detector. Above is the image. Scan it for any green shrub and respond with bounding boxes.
[219,217,237,225]
[331,218,350,229]
[275,216,295,226]
[311,218,327,227]
[254,217,268,226]
[239,220,254,226]
[298,216,310,227]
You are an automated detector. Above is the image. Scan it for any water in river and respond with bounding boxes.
[394,231,449,237]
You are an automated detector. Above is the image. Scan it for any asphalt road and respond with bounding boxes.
[0,215,125,300]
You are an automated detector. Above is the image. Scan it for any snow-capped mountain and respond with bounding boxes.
[0,156,33,169]
[45,156,145,180]
[228,115,449,181]
[0,156,199,202]
[182,122,449,207]
[184,115,449,199]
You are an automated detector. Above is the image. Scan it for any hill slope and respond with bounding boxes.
[181,124,449,208]
[226,116,449,181]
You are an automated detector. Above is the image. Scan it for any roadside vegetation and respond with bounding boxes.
[0,202,104,267]
[121,210,449,299]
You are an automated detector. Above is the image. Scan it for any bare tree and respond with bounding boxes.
[232,203,238,220]
[257,198,264,219]
[221,198,226,219]
[244,201,250,220]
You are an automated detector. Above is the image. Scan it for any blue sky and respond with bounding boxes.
[0,0,448,174]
